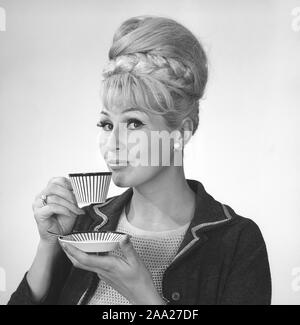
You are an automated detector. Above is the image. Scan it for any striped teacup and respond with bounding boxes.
[68,172,112,207]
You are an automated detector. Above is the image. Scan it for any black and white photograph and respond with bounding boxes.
[0,0,299,307]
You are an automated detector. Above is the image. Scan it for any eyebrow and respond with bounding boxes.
[100,107,148,116]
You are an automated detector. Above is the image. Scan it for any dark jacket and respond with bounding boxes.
[7,179,272,305]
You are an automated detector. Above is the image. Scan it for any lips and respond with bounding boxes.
[107,160,128,166]
[107,160,129,170]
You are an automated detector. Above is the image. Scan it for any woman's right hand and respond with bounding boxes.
[32,177,86,245]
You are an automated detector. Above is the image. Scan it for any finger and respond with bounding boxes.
[63,249,77,264]
[43,183,78,206]
[43,194,84,215]
[48,176,73,191]
[62,248,96,272]
[52,183,78,205]
[33,185,77,210]
[33,193,82,214]
[32,193,44,210]
[119,236,137,263]
[59,242,86,266]
[62,243,114,272]
[32,177,78,210]
[39,203,79,219]
[50,179,78,204]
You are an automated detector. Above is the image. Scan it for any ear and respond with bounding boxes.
[178,117,194,147]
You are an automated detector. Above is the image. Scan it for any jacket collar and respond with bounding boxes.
[88,179,233,261]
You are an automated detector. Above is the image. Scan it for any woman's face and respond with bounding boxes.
[97,103,181,188]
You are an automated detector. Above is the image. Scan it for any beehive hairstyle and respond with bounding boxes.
[101,15,208,135]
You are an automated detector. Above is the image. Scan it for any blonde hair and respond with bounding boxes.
[101,15,208,135]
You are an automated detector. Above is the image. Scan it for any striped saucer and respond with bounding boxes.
[58,231,127,253]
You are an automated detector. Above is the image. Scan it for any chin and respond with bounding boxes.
[111,173,129,187]
[110,166,137,188]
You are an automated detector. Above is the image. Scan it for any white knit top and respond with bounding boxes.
[87,207,190,305]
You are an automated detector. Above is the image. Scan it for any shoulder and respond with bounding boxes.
[223,203,264,237]
[220,203,267,252]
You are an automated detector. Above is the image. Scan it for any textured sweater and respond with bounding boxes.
[87,207,190,305]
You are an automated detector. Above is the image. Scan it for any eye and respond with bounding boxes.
[127,118,145,130]
[96,120,113,131]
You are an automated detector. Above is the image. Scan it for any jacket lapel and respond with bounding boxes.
[71,179,234,305]
[89,187,133,232]
[169,180,233,266]
[88,179,233,264]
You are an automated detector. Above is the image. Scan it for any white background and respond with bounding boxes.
[0,0,299,305]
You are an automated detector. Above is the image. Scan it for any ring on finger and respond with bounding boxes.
[41,194,48,206]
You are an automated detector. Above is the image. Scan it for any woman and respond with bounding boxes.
[8,15,272,305]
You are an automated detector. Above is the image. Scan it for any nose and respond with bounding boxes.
[103,123,127,159]
[106,131,119,152]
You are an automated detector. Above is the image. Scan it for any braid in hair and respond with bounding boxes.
[102,16,208,135]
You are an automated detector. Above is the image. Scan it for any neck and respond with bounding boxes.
[126,167,196,231]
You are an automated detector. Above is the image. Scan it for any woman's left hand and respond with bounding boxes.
[60,236,165,305]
